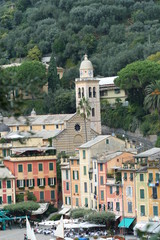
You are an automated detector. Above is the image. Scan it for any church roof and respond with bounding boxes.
[80,54,93,70]
[98,76,118,86]
[3,114,75,126]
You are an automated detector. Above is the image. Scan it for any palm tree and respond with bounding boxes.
[77,97,91,142]
[144,80,160,119]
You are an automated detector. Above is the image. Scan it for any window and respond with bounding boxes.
[85,198,88,207]
[140,189,145,199]
[38,163,43,171]
[71,160,74,165]
[108,202,113,210]
[0,197,2,204]
[83,150,86,159]
[76,198,79,207]
[140,174,144,181]
[83,166,87,175]
[140,205,145,216]
[77,160,79,165]
[89,87,92,98]
[18,164,23,172]
[100,163,103,171]
[7,180,11,188]
[100,176,104,185]
[152,187,157,199]
[82,88,84,97]
[156,173,159,182]
[66,182,69,191]
[17,126,19,131]
[65,197,71,205]
[149,173,153,182]
[17,179,25,188]
[153,206,158,216]
[7,196,12,204]
[84,182,87,192]
[124,172,127,180]
[66,170,69,180]
[40,191,44,201]
[101,190,104,200]
[28,179,34,187]
[51,190,55,200]
[116,186,119,195]
[73,171,79,180]
[78,88,81,98]
[37,178,45,187]
[75,184,78,193]
[130,173,133,181]
[95,186,97,195]
[94,162,96,169]
[128,202,132,213]
[48,178,55,186]
[93,87,96,97]
[126,187,132,197]
[92,108,95,117]
[56,124,59,129]
[95,174,97,182]
[28,164,32,172]
[91,183,93,193]
[114,89,120,94]
[110,186,113,194]
[43,125,45,129]
[30,126,32,130]
[3,149,6,157]
[116,202,120,211]
[106,139,109,144]
[49,163,53,171]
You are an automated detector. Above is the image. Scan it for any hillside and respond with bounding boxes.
[1,0,160,76]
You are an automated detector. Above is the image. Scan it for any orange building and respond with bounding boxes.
[3,147,58,205]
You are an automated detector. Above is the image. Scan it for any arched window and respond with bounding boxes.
[89,87,92,98]
[92,108,95,117]
[82,88,84,97]
[78,88,81,98]
[93,87,96,98]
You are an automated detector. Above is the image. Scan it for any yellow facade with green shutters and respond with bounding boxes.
[136,169,149,223]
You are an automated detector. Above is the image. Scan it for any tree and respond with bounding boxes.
[77,97,91,142]
[47,53,59,92]
[4,201,39,215]
[144,80,160,119]
[115,60,160,108]
[17,61,46,99]
[87,211,115,228]
[147,51,160,62]
[27,45,42,61]
[27,191,37,202]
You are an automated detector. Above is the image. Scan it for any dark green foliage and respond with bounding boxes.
[16,194,24,202]
[155,136,160,147]
[70,208,94,219]
[4,201,39,215]
[87,211,115,227]
[50,214,62,221]
[27,191,37,202]
[47,53,59,92]
[43,204,58,218]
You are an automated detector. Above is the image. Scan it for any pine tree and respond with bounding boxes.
[47,53,59,93]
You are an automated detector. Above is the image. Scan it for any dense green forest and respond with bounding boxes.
[1,0,160,143]
[1,0,160,76]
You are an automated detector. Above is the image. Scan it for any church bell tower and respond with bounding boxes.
[75,54,101,134]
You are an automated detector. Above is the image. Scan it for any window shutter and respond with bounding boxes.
[33,179,35,186]
[48,178,50,186]
[44,178,45,186]
[27,180,29,187]
[73,171,75,180]
[23,180,25,187]
[54,177,56,185]
[77,171,79,180]
[17,180,19,187]
[37,179,40,186]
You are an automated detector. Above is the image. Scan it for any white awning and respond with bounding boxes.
[59,207,71,215]
[133,222,147,231]
[32,203,49,215]
[116,215,121,220]
[141,222,160,233]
